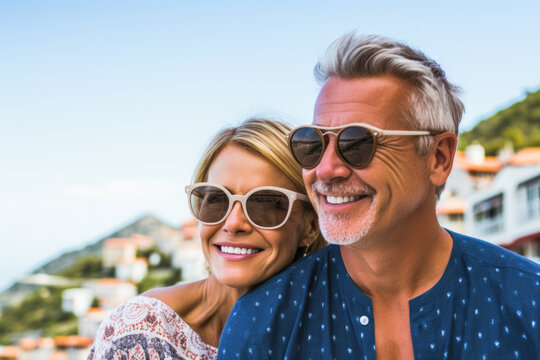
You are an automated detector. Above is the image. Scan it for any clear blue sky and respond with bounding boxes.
[1,0,539,291]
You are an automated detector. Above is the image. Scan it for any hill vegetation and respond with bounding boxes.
[0,215,177,311]
[0,214,183,345]
[458,88,540,155]
[0,286,77,344]
[0,253,181,345]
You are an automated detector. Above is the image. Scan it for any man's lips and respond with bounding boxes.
[325,194,366,204]
[312,181,375,206]
[321,193,371,205]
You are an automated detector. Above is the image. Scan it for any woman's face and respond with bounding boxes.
[200,144,310,290]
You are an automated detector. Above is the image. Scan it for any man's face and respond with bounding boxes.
[303,75,434,247]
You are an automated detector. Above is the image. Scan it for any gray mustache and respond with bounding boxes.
[312,181,376,196]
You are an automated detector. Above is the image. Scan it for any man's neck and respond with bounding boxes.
[340,220,453,301]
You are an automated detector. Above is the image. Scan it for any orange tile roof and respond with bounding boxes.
[87,307,104,314]
[437,198,466,215]
[453,151,502,172]
[19,338,37,350]
[37,338,55,349]
[0,346,18,358]
[182,226,199,239]
[117,257,148,264]
[130,234,153,246]
[105,235,153,248]
[104,237,136,247]
[508,147,540,166]
[49,351,68,360]
[54,336,93,348]
[92,278,135,285]
[19,337,56,350]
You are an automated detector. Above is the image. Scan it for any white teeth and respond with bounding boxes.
[326,195,363,204]
[220,246,259,255]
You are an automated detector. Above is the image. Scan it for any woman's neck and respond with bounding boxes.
[177,275,248,347]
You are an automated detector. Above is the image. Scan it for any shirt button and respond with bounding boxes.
[360,316,369,325]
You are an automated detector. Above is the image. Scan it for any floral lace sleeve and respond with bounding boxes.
[88,296,217,360]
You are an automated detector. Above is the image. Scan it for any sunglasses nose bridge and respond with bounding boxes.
[223,195,252,229]
[227,194,247,215]
[319,131,340,160]
[320,130,338,138]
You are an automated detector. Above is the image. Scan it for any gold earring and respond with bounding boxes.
[303,242,312,257]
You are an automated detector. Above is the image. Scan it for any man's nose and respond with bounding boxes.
[315,137,352,182]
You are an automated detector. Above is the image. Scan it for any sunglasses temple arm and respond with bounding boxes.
[377,130,434,136]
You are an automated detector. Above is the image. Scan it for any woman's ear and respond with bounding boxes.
[429,132,457,188]
[300,210,320,248]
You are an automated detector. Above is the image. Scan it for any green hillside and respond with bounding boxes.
[459,88,540,155]
[0,214,177,311]
[0,252,181,345]
[0,286,77,344]
[0,215,183,345]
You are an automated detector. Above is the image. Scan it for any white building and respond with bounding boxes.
[115,257,148,282]
[102,235,153,268]
[172,241,207,282]
[466,157,540,263]
[54,336,94,360]
[437,146,502,233]
[82,278,137,310]
[17,338,54,360]
[171,219,207,282]
[102,238,136,268]
[78,308,108,338]
[61,288,94,317]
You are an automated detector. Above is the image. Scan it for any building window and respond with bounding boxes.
[448,213,464,222]
[473,194,504,235]
[527,186,535,218]
[538,184,540,215]
[517,175,540,222]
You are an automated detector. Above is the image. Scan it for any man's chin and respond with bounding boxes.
[319,220,367,245]
[318,215,370,246]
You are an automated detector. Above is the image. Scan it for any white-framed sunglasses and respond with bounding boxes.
[185,183,309,229]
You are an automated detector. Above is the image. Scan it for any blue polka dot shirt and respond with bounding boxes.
[218,231,540,359]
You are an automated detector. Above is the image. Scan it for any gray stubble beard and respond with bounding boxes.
[311,181,377,247]
[317,209,375,247]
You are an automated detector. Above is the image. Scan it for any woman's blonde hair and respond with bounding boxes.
[192,117,325,258]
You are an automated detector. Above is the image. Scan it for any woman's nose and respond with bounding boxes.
[222,201,253,234]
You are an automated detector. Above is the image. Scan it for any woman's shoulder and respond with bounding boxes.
[89,294,217,360]
[143,281,204,316]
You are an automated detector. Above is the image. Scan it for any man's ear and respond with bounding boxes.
[429,132,457,187]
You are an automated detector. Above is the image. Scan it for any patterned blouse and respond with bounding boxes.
[89,295,217,360]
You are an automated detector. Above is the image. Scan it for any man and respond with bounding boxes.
[217,33,540,359]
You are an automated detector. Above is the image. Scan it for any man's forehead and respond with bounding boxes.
[312,76,410,127]
[317,75,408,99]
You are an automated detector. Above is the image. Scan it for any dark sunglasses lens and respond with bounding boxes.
[190,186,229,223]
[290,127,324,168]
[338,126,374,167]
[246,190,290,227]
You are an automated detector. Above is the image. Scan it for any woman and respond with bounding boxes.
[89,118,325,359]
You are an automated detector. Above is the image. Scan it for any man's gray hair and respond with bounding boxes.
[314,32,464,197]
